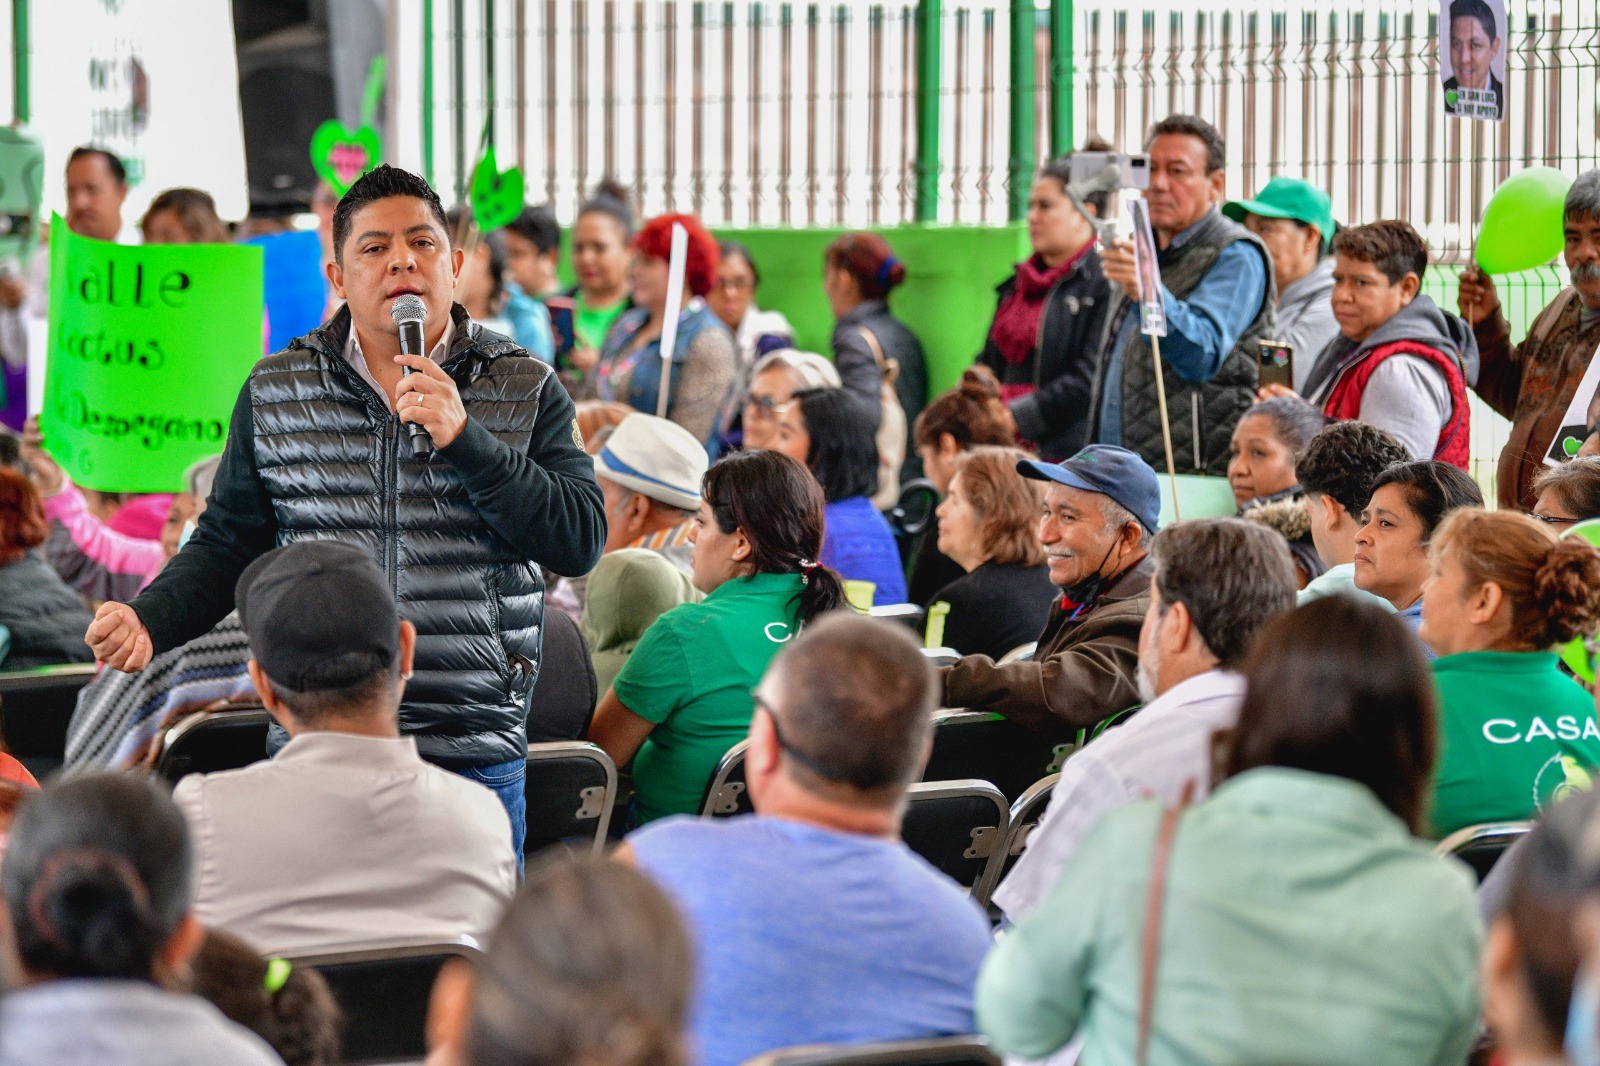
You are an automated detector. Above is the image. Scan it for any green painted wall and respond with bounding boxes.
[714,224,1030,402]
[554,222,1031,403]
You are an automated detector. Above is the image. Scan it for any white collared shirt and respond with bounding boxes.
[342,315,456,411]
[172,729,515,955]
[993,669,1247,921]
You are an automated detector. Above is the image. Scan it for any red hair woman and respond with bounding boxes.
[597,213,739,453]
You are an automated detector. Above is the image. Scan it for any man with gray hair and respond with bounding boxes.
[1459,168,1600,509]
[993,516,1297,921]
[942,445,1158,737]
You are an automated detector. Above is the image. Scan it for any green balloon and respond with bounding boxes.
[1475,167,1571,275]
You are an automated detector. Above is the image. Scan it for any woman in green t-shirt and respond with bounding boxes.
[587,450,848,825]
[562,181,635,392]
[1418,508,1600,838]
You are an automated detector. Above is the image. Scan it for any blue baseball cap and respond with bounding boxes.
[1017,445,1162,534]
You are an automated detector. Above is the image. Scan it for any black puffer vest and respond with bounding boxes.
[251,306,547,768]
[1107,211,1276,476]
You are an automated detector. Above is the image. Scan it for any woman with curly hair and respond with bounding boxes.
[1418,508,1600,837]
[598,213,738,452]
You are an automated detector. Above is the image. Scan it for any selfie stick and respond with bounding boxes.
[655,222,690,419]
[1149,336,1182,522]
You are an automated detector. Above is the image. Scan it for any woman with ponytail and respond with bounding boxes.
[1417,508,1600,837]
[0,774,283,1065]
[589,450,847,825]
[191,930,342,1066]
[823,233,927,479]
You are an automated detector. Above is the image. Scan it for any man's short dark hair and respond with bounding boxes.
[68,146,127,185]
[1331,219,1429,286]
[764,614,934,799]
[507,204,561,254]
[1449,0,1498,40]
[1296,421,1411,518]
[266,654,398,727]
[1147,115,1225,174]
[1149,518,1297,667]
[331,164,450,266]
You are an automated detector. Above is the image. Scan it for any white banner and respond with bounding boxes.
[32,0,249,221]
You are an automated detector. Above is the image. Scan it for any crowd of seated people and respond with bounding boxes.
[12,125,1600,1066]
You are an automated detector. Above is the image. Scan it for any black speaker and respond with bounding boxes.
[237,24,337,213]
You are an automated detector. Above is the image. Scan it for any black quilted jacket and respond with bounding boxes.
[130,305,606,768]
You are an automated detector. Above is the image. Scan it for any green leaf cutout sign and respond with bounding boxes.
[469,147,525,232]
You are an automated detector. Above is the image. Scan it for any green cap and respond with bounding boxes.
[1223,177,1337,250]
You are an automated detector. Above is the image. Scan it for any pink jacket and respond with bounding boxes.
[42,486,166,589]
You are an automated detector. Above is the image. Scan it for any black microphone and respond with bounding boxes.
[390,294,431,459]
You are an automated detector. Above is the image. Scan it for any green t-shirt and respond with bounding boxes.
[1429,650,1600,838]
[613,572,807,824]
[574,294,629,353]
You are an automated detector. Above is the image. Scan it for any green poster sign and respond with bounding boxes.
[41,218,265,493]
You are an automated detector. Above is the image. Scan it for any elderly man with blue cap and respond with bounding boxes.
[943,445,1158,737]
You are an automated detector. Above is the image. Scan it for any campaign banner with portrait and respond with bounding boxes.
[40,219,263,492]
[1440,0,1508,122]
[1127,198,1167,338]
[1544,344,1600,466]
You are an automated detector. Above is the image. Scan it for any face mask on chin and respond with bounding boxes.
[1568,960,1600,1066]
[177,520,197,550]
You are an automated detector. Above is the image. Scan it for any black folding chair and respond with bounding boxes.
[699,739,753,817]
[901,779,1010,906]
[1434,821,1532,883]
[0,664,99,780]
[922,711,1075,802]
[155,707,274,784]
[887,478,942,568]
[745,1036,1001,1066]
[996,773,1059,885]
[287,938,482,1066]
[523,741,617,858]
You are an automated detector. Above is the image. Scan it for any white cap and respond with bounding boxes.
[593,414,708,513]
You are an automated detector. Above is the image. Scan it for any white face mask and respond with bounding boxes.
[177,520,197,550]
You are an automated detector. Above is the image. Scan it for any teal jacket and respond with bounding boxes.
[977,767,1482,1066]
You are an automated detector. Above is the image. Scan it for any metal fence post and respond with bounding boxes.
[1050,0,1074,156]
[422,0,435,187]
[12,0,28,125]
[914,0,941,222]
[1008,0,1035,220]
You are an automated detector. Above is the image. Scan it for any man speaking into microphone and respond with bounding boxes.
[84,166,606,849]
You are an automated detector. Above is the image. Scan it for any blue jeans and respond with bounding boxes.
[458,757,527,872]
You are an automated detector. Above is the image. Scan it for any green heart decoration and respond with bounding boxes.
[469,148,525,233]
[310,121,382,197]
[1445,89,1459,108]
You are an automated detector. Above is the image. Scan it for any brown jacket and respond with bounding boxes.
[1473,289,1600,510]
[941,555,1152,737]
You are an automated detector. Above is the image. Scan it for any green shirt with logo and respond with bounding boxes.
[614,572,807,824]
[1429,650,1600,839]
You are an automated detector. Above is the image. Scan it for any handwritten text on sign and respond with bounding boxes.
[42,217,264,492]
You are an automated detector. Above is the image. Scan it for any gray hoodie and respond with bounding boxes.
[1276,258,1340,392]
[1303,294,1479,461]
